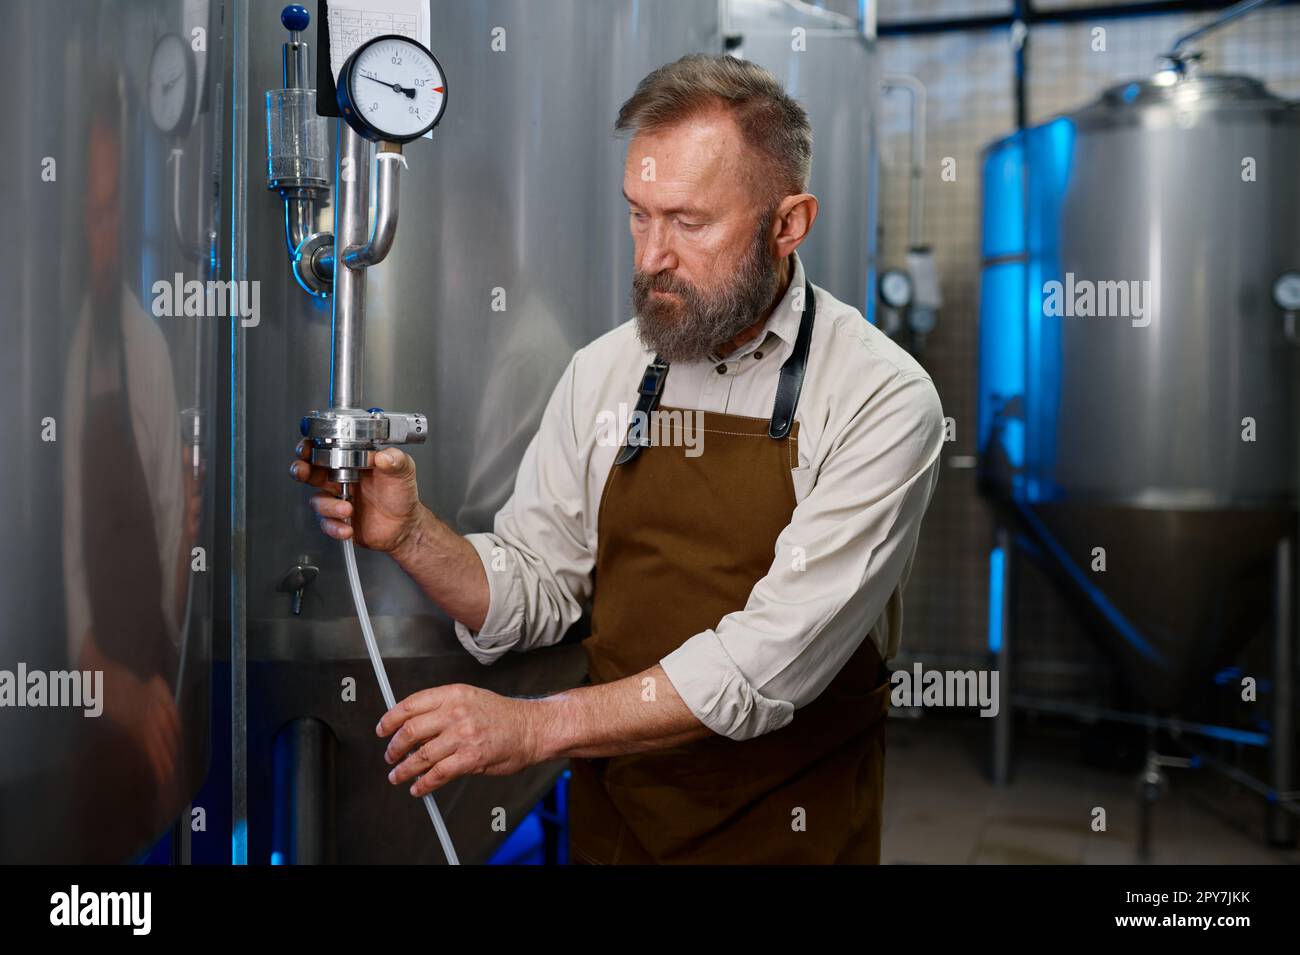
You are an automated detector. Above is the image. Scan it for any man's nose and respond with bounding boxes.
[637,220,677,275]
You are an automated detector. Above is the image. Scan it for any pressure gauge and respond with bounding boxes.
[1273,271,1300,311]
[879,269,914,310]
[336,34,447,144]
[147,33,195,136]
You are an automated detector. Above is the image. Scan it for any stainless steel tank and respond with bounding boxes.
[978,72,1300,712]
[234,0,723,864]
[0,0,223,862]
[725,0,880,320]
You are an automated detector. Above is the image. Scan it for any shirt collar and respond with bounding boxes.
[709,250,808,363]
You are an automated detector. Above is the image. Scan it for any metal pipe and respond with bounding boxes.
[343,143,402,268]
[1012,1,1028,130]
[1008,694,1270,747]
[282,28,311,89]
[774,0,859,29]
[881,74,926,249]
[1169,0,1278,60]
[329,125,372,410]
[283,193,317,257]
[1181,742,1300,819]
[229,0,250,868]
[858,0,876,40]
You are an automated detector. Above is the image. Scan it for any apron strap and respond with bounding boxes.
[616,281,817,464]
[768,284,816,439]
[614,355,670,466]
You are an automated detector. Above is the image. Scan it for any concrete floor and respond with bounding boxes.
[881,714,1300,865]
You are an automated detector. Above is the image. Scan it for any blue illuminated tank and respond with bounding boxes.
[977,72,1300,712]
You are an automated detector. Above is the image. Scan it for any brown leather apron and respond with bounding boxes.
[82,319,176,684]
[570,284,892,864]
[73,309,180,850]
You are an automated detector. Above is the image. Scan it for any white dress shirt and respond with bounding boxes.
[453,250,945,741]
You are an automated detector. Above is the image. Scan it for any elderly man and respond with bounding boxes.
[291,53,944,864]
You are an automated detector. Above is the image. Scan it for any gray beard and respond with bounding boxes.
[631,216,781,364]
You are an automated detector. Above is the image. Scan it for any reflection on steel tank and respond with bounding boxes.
[444,162,578,533]
[978,70,1300,713]
[0,0,220,862]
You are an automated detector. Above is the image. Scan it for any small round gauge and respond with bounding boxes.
[336,34,447,144]
[1273,271,1300,311]
[148,33,195,136]
[879,268,914,309]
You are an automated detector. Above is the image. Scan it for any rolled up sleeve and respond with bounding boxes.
[659,372,944,740]
[453,354,595,663]
[452,533,527,664]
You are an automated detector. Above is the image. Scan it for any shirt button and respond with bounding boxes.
[754,351,763,360]
[715,363,726,375]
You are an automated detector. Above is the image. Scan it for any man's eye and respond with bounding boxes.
[677,220,702,231]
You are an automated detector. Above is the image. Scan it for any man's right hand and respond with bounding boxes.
[289,441,423,556]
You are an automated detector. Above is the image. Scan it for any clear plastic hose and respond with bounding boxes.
[342,534,461,865]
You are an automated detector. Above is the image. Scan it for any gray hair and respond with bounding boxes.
[615,53,812,205]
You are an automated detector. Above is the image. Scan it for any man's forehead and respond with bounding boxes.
[622,113,751,206]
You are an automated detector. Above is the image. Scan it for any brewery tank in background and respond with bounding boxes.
[978,72,1300,714]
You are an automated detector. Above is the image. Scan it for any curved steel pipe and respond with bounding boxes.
[284,193,318,257]
[342,143,403,269]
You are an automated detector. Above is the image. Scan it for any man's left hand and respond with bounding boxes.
[377,684,553,797]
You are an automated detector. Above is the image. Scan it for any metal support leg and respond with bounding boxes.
[1135,748,1193,862]
[170,805,192,865]
[542,785,561,865]
[272,717,338,864]
[991,526,1014,785]
[1270,535,1296,846]
[1136,741,1160,864]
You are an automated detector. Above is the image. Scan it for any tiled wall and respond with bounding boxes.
[876,1,1300,695]
[1027,6,1300,120]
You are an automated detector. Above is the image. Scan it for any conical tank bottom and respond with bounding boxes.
[1022,502,1289,715]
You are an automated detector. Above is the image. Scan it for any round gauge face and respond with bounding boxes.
[1273,271,1300,311]
[148,34,193,135]
[339,35,446,143]
[879,269,913,309]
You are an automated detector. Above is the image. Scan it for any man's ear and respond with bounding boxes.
[773,193,818,259]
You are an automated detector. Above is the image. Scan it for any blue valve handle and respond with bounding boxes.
[281,4,310,32]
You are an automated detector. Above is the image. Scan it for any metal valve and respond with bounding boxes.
[300,407,428,484]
